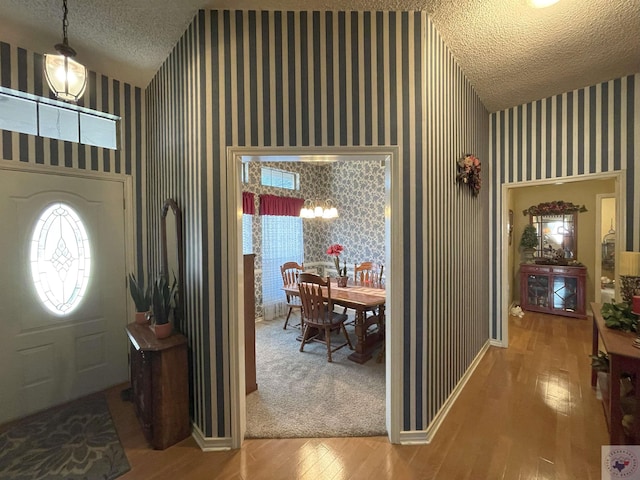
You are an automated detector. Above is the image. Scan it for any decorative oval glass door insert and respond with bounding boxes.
[30,202,91,315]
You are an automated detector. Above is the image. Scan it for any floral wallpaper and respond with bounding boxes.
[243,159,385,319]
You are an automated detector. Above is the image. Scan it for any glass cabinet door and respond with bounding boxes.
[552,275,578,311]
[527,274,549,307]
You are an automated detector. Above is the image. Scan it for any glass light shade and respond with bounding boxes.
[44,53,87,103]
[299,207,313,218]
[327,207,338,218]
[314,206,324,217]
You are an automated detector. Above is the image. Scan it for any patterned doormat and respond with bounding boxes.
[0,395,130,480]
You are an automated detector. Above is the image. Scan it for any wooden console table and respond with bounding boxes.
[590,302,640,444]
[126,323,190,449]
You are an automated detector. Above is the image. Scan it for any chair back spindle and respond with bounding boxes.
[280,261,304,329]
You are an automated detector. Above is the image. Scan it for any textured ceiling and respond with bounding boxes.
[0,0,638,112]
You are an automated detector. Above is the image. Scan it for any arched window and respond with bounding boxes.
[30,203,91,315]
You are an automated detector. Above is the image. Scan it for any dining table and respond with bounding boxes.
[283,278,386,364]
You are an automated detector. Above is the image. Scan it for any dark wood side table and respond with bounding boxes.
[126,323,190,450]
[590,302,640,444]
[244,254,257,394]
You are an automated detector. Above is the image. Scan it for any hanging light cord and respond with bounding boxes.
[61,0,69,45]
[55,0,77,57]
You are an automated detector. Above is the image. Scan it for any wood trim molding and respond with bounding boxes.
[226,145,401,447]
[191,424,233,452]
[399,339,491,445]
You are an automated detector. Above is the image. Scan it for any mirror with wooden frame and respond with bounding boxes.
[161,198,184,331]
[530,212,577,260]
[523,201,586,263]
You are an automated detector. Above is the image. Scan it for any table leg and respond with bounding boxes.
[609,355,622,444]
[348,309,372,364]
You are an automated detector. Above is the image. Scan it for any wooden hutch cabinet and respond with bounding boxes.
[520,263,587,318]
[126,323,190,450]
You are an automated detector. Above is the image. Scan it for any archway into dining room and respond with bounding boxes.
[225,146,403,447]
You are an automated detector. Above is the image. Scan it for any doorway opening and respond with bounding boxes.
[226,146,403,448]
[595,194,617,303]
[500,171,625,345]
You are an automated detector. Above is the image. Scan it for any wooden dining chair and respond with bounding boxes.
[297,273,353,362]
[280,261,304,330]
[354,261,376,285]
[344,261,378,319]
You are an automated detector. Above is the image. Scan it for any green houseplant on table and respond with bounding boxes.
[128,273,151,324]
[150,274,178,339]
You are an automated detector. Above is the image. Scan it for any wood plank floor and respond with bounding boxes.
[110,312,608,479]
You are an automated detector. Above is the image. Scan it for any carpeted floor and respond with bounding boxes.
[0,394,130,480]
[246,316,386,438]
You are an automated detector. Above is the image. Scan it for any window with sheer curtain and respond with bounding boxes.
[261,215,303,320]
[242,215,253,254]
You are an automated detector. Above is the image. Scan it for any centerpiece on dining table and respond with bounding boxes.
[327,243,348,287]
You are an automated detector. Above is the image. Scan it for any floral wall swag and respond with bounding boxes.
[456,154,481,197]
[522,201,588,216]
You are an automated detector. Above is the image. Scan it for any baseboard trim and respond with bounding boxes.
[400,339,491,445]
[399,430,429,444]
[490,339,505,347]
[192,424,233,451]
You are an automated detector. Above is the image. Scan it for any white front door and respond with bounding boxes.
[0,169,129,424]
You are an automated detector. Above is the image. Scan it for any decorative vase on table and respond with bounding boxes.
[153,321,173,339]
[337,276,348,288]
[135,311,149,324]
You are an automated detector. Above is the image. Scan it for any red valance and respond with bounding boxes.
[259,194,304,217]
[242,192,255,214]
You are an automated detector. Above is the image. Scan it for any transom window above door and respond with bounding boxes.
[260,166,300,190]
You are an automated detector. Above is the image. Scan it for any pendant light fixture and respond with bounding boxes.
[44,0,87,103]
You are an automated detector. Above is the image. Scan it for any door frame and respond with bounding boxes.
[226,145,402,448]
[594,193,617,303]
[499,170,625,346]
[0,161,137,326]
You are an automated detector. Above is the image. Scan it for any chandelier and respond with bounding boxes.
[300,199,339,219]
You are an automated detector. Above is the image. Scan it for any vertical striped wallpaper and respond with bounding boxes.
[146,9,489,440]
[0,41,146,277]
[489,74,639,339]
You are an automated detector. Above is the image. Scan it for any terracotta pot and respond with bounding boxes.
[153,322,172,339]
[135,311,149,324]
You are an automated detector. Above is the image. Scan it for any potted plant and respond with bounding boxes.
[128,273,151,324]
[327,243,348,287]
[150,274,177,339]
[519,224,538,263]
